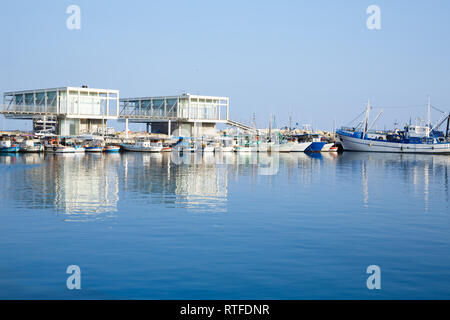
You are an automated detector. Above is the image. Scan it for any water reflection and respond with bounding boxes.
[0,151,448,218]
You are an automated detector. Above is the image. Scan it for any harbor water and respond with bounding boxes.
[0,152,449,299]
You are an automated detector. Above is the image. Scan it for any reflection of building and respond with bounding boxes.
[123,153,228,212]
[1,86,119,135]
[53,154,119,215]
[0,153,120,217]
[174,156,228,212]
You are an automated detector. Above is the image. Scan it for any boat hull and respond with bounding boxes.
[305,141,327,152]
[46,146,76,153]
[21,146,44,153]
[0,146,20,153]
[85,147,103,153]
[121,144,162,152]
[337,133,450,154]
[291,142,312,152]
[105,146,121,153]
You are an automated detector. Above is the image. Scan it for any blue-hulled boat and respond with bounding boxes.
[0,140,20,153]
[298,134,327,152]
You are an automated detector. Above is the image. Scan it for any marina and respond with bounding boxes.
[1,0,450,303]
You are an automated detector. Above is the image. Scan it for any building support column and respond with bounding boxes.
[125,118,129,138]
[168,120,171,138]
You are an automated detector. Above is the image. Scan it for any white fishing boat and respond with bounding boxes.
[20,140,44,153]
[269,141,295,152]
[121,139,163,152]
[291,141,312,152]
[46,145,76,153]
[217,137,234,152]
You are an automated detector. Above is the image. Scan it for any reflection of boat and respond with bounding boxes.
[0,140,20,153]
[121,140,163,152]
[104,145,120,153]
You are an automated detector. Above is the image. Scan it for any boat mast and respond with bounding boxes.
[362,100,371,138]
[446,113,450,138]
[427,96,431,137]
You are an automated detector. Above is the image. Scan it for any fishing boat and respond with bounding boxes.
[217,137,234,152]
[269,141,295,152]
[336,100,450,154]
[20,139,44,153]
[45,145,76,153]
[0,140,20,153]
[104,145,121,153]
[121,139,163,152]
[85,141,104,152]
[302,134,327,152]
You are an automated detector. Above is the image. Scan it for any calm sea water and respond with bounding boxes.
[0,151,449,299]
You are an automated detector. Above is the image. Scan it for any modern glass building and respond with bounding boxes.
[120,93,229,136]
[2,86,119,135]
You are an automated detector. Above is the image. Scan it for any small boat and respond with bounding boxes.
[121,139,163,152]
[104,145,121,153]
[20,140,44,153]
[217,137,234,152]
[46,145,76,153]
[0,140,20,153]
[85,143,104,152]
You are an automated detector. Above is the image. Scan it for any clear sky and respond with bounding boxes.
[1,0,450,131]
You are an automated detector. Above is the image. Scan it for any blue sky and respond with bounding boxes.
[1,0,450,131]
